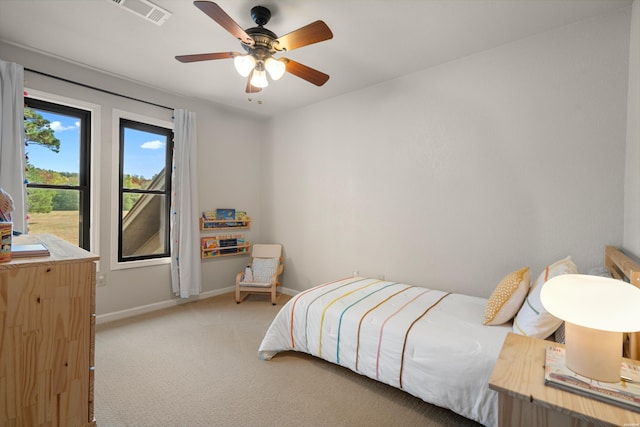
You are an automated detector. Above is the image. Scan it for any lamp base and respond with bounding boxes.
[564,322,622,383]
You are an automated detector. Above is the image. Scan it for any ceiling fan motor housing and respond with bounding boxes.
[250,6,271,26]
[243,7,279,60]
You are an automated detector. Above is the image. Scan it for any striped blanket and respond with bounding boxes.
[258,277,512,427]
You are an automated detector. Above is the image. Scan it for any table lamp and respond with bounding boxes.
[540,274,640,383]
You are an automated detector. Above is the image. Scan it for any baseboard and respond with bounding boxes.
[96,286,299,324]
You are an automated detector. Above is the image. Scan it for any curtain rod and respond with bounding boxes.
[24,67,174,111]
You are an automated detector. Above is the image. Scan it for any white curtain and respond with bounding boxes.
[0,59,26,233]
[171,109,201,298]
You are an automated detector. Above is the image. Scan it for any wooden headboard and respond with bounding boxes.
[604,246,640,360]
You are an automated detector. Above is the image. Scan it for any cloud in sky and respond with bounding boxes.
[50,120,79,132]
[141,140,165,150]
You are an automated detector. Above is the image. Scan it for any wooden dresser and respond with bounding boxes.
[0,234,99,426]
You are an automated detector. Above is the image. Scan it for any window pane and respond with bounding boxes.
[26,108,80,183]
[24,98,91,251]
[27,188,79,246]
[122,127,167,191]
[121,193,167,258]
[118,118,172,262]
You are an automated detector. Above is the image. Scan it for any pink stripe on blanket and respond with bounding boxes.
[355,286,414,371]
[375,289,432,380]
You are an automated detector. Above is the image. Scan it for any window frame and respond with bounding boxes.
[24,96,93,251]
[111,109,174,269]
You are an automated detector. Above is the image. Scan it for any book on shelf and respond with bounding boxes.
[201,237,218,257]
[219,238,238,254]
[544,345,640,412]
[201,220,224,229]
[235,211,247,223]
[202,211,217,220]
[236,235,247,253]
[11,242,50,258]
[216,208,235,225]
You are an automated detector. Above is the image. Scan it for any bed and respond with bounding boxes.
[258,247,640,427]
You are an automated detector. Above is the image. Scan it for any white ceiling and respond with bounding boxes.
[0,0,632,117]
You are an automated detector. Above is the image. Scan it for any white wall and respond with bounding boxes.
[0,41,265,316]
[0,3,633,315]
[263,7,632,297]
[624,0,640,255]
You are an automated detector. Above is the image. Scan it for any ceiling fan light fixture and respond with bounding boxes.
[234,54,256,77]
[176,3,333,93]
[250,68,269,88]
[265,57,286,81]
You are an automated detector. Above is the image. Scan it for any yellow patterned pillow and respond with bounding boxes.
[484,267,530,325]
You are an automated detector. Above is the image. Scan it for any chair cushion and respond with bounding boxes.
[251,257,279,284]
[239,280,272,288]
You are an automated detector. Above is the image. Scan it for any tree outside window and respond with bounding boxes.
[24,98,90,249]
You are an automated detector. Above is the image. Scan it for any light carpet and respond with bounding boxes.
[94,292,482,427]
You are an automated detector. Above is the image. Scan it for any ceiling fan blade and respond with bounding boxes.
[194,1,254,46]
[283,59,330,86]
[245,71,262,93]
[274,20,333,52]
[175,52,240,63]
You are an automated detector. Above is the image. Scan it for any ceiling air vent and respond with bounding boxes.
[111,0,171,26]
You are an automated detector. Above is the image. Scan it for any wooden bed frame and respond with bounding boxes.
[604,245,640,360]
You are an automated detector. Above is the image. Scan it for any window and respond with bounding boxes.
[24,98,91,250]
[118,118,173,262]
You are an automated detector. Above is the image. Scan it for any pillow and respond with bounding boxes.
[483,267,530,326]
[587,266,612,278]
[512,256,578,338]
[250,257,279,284]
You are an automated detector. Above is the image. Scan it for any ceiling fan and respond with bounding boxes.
[175,1,333,93]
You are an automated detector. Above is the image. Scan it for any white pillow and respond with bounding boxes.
[512,256,578,338]
[251,257,279,284]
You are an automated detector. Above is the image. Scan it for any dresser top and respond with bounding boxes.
[0,234,98,269]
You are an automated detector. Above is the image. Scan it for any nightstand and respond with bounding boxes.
[489,332,639,427]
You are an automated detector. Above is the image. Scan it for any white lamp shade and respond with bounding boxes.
[234,55,256,77]
[250,69,268,88]
[540,274,640,332]
[265,57,286,80]
[541,274,640,382]
[563,322,622,382]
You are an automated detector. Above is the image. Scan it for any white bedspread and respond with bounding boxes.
[258,277,512,427]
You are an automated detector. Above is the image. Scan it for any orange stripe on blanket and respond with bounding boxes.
[398,292,451,388]
[317,280,382,357]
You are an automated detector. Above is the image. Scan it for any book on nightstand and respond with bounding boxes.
[544,345,640,412]
[11,243,50,258]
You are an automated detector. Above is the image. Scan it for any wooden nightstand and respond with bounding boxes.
[489,332,639,427]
